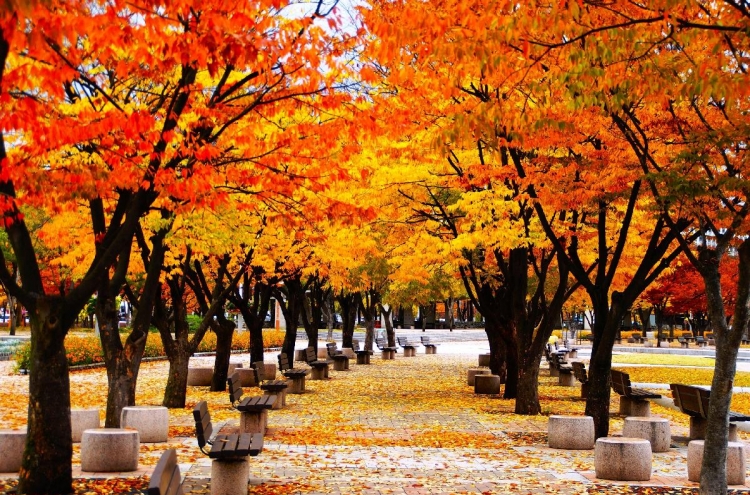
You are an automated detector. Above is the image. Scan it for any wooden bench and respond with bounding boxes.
[148,449,183,495]
[326,342,350,371]
[611,369,661,416]
[278,353,309,393]
[250,363,288,409]
[551,353,574,386]
[193,401,262,495]
[396,336,419,357]
[227,372,276,434]
[352,339,373,364]
[375,337,397,359]
[305,347,331,379]
[670,383,749,440]
[193,400,263,459]
[420,336,439,354]
[571,361,589,398]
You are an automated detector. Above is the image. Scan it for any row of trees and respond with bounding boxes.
[1,1,748,494]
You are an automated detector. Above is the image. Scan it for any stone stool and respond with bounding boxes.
[381,348,395,360]
[317,348,329,359]
[622,416,671,452]
[688,440,746,485]
[0,429,26,472]
[690,417,739,441]
[121,405,169,443]
[80,428,140,472]
[548,415,595,450]
[187,367,213,386]
[619,397,651,417]
[228,362,244,376]
[478,353,491,367]
[211,458,249,495]
[236,368,258,387]
[567,349,578,359]
[474,374,501,395]
[263,363,277,380]
[467,368,489,386]
[594,437,652,481]
[71,408,100,443]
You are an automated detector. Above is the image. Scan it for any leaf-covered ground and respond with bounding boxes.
[1,344,749,494]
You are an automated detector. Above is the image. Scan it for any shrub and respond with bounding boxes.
[13,327,289,370]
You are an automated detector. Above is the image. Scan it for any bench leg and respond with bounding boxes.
[263,390,283,410]
[549,367,559,378]
[287,376,305,394]
[333,360,346,371]
[688,417,737,441]
[558,372,575,387]
[240,410,267,436]
[211,458,249,495]
[620,397,650,417]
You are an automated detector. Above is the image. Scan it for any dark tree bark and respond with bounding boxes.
[359,288,380,350]
[337,291,358,348]
[276,274,309,358]
[301,277,328,350]
[230,271,274,365]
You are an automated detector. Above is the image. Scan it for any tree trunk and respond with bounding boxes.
[337,292,357,348]
[323,291,334,341]
[162,346,191,408]
[210,314,236,392]
[18,299,72,495]
[700,241,750,495]
[515,358,542,414]
[380,305,393,351]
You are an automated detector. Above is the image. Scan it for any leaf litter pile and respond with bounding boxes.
[1,350,749,494]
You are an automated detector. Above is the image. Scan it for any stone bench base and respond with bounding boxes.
[263,389,286,409]
[211,458,249,495]
[690,417,738,441]
[310,365,329,380]
[424,346,437,355]
[474,374,501,395]
[332,357,349,371]
[295,349,307,362]
[549,366,560,378]
[548,415,594,450]
[619,397,651,417]
[403,347,415,357]
[688,440,746,485]
[467,368,489,386]
[81,428,140,472]
[381,349,395,360]
[240,410,268,436]
[622,416,671,452]
[286,376,306,394]
[567,350,578,359]
[595,437,652,481]
[187,367,214,386]
[121,405,169,443]
[0,429,26,472]
[356,352,372,365]
[71,408,100,443]
[558,371,575,387]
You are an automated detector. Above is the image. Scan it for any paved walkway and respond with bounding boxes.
[2,333,750,494]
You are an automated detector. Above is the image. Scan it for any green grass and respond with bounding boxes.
[611,353,715,367]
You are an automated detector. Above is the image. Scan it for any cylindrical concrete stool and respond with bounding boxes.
[474,374,501,395]
[211,458,249,495]
[80,428,140,472]
[263,363,277,380]
[622,416,671,452]
[187,367,213,386]
[71,408,100,443]
[467,368,489,386]
[478,353,491,367]
[228,362,244,376]
[594,437,652,481]
[548,415,595,450]
[121,405,169,443]
[688,440,746,485]
[0,429,26,472]
[236,368,257,387]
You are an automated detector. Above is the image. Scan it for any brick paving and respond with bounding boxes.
[2,335,750,494]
